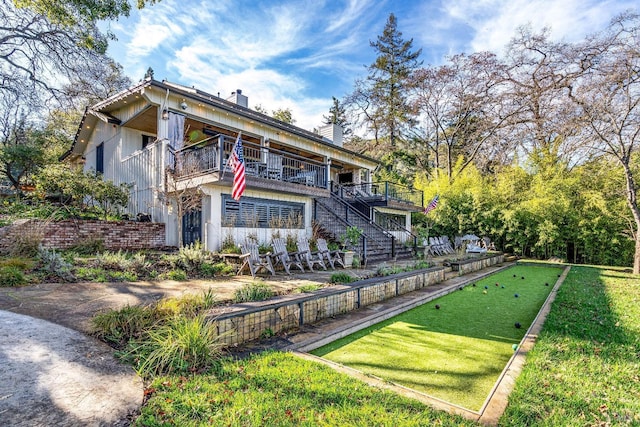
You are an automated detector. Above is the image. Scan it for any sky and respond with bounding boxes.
[103,0,637,131]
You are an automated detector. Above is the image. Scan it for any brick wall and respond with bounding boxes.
[0,219,166,252]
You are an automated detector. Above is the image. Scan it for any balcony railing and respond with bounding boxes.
[173,135,328,189]
[334,181,424,208]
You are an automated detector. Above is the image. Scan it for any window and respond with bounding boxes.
[142,134,154,149]
[96,142,104,174]
[221,195,304,228]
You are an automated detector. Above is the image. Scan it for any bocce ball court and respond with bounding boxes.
[310,264,562,412]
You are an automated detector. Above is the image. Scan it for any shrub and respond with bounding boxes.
[0,257,34,270]
[330,272,354,284]
[220,234,240,254]
[0,266,27,287]
[156,288,217,317]
[177,241,210,271]
[199,262,233,277]
[75,267,108,282]
[96,250,132,270]
[38,245,73,281]
[233,282,274,303]
[108,271,138,282]
[160,269,188,281]
[123,315,224,377]
[92,304,160,348]
[295,284,322,293]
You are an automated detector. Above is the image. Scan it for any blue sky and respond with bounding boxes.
[104,0,636,131]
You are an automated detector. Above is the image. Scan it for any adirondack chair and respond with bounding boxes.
[441,236,455,254]
[297,237,326,271]
[239,241,275,278]
[429,237,444,255]
[271,238,305,274]
[316,238,345,269]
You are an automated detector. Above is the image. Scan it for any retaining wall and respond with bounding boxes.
[0,219,166,252]
[206,252,504,346]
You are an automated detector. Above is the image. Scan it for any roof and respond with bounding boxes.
[63,78,379,165]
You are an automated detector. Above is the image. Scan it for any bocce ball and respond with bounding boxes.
[514,293,519,298]
[484,285,488,289]
[515,322,521,329]
[512,344,518,351]
[435,304,440,309]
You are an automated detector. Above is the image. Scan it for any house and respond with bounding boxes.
[63,78,423,262]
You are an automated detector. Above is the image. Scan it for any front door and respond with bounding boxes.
[182,209,202,246]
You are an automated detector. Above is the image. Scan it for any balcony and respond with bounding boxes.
[172,135,329,195]
[334,181,424,211]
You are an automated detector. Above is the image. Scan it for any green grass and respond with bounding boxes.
[312,265,562,410]
[500,266,640,425]
[135,351,477,427]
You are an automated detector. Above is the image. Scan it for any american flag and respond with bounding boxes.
[229,133,246,201]
[423,194,439,214]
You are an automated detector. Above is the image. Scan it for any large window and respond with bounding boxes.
[221,195,304,228]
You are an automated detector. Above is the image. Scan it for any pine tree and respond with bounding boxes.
[367,13,422,149]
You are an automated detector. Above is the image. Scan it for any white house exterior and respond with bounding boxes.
[64,79,422,261]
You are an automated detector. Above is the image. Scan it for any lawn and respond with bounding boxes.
[311,265,562,410]
[133,265,640,426]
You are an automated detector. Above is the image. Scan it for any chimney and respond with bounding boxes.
[226,89,248,108]
[318,123,343,147]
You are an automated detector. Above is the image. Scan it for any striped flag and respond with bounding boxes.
[229,133,246,201]
[423,194,439,214]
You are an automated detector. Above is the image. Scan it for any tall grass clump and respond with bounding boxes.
[38,245,74,281]
[124,315,224,377]
[0,266,27,286]
[92,304,160,348]
[233,282,274,303]
[330,272,354,284]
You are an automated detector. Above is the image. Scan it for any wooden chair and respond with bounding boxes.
[239,241,275,278]
[271,238,305,274]
[297,237,326,272]
[316,238,345,269]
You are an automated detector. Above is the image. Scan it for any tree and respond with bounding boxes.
[1,0,156,101]
[568,13,640,273]
[410,53,513,180]
[346,13,421,160]
[323,96,352,137]
[272,108,296,124]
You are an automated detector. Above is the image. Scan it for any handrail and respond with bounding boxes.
[314,197,395,262]
[337,181,423,207]
[372,207,418,249]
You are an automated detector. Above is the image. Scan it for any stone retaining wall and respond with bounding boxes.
[0,219,165,252]
[452,253,505,275]
[207,252,504,347]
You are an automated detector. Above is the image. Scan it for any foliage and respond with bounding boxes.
[330,272,354,284]
[0,266,27,286]
[220,234,241,254]
[294,283,322,293]
[92,304,160,348]
[233,282,274,303]
[199,262,234,278]
[160,269,188,281]
[175,241,211,272]
[92,289,218,349]
[33,164,129,219]
[123,315,224,378]
[37,245,73,280]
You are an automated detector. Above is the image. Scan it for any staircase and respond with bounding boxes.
[313,186,417,263]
